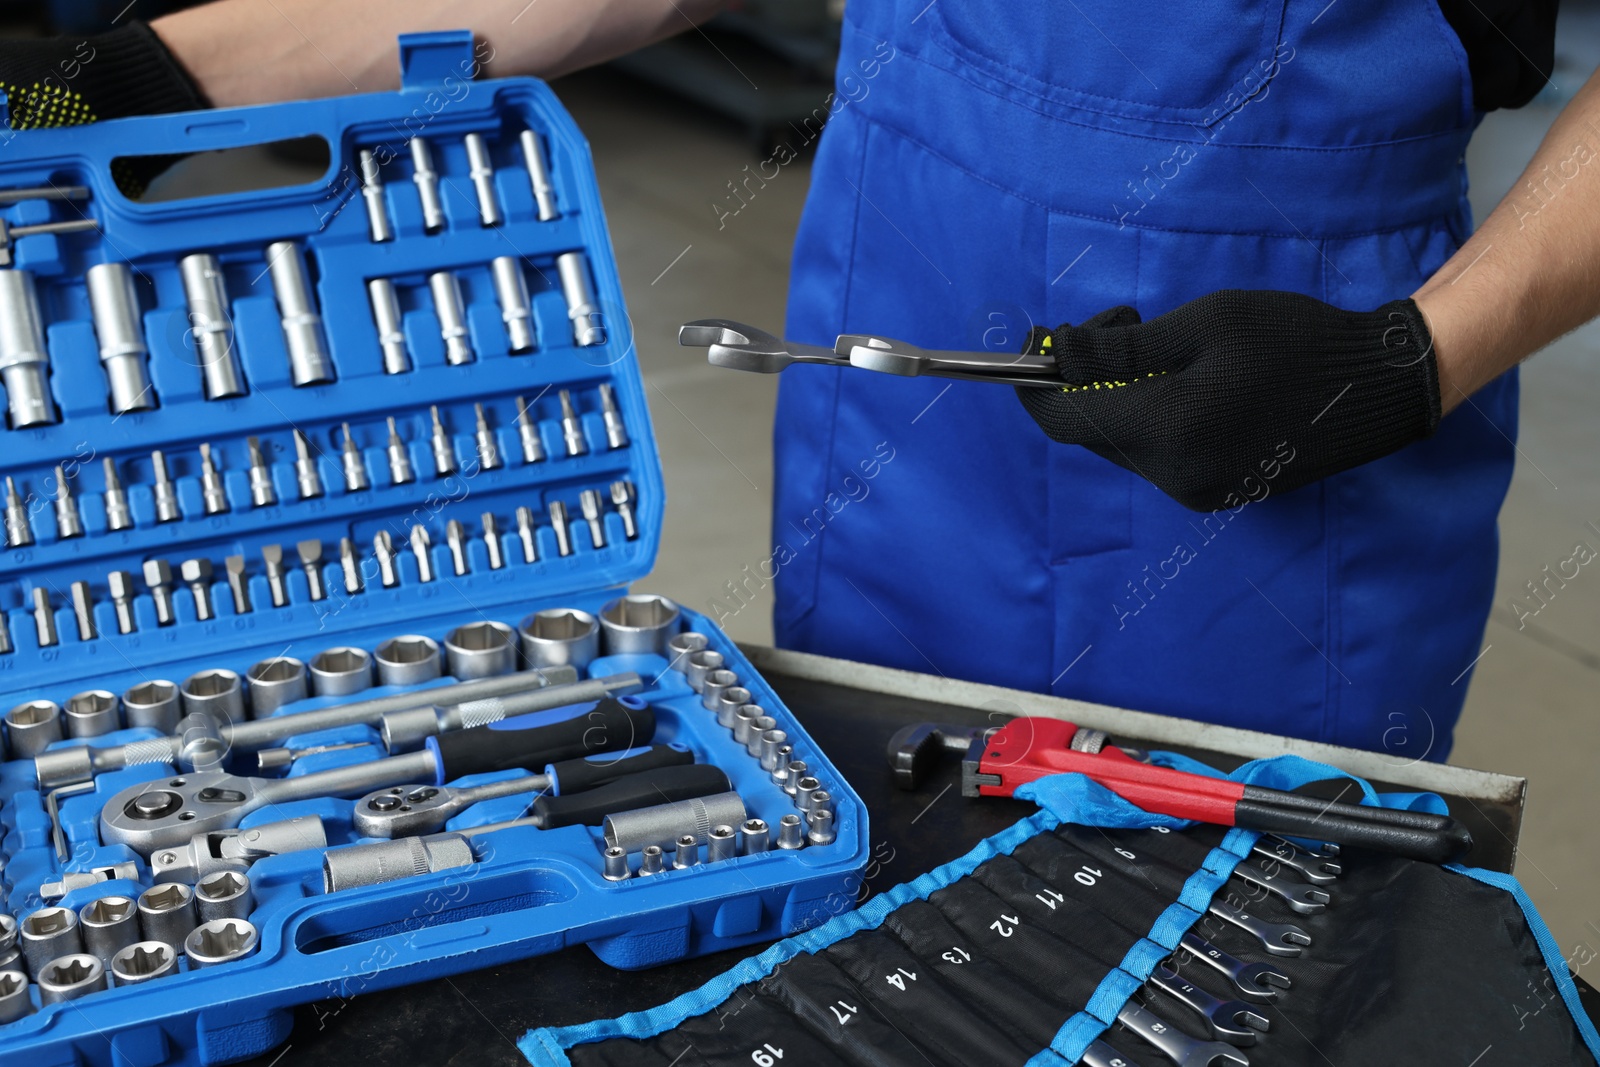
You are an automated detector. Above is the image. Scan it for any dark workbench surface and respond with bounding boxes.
[244,670,1596,1065]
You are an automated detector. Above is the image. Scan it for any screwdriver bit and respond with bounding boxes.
[558,390,586,457]
[374,530,398,587]
[181,558,215,621]
[516,505,538,563]
[429,406,456,477]
[199,442,230,515]
[298,540,326,601]
[293,430,324,499]
[474,403,502,470]
[70,580,96,641]
[4,476,31,547]
[0,609,11,653]
[340,537,363,595]
[515,395,546,463]
[225,555,251,615]
[53,465,84,538]
[410,525,435,582]
[108,570,137,634]
[599,383,628,450]
[151,451,182,523]
[548,500,572,557]
[445,520,469,576]
[481,512,504,570]
[579,489,606,549]
[340,423,369,492]
[33,586,57,646]
[102,457,133,531]
[386,417,415,485]
[262,544,288,608]
[247,437,276,507]
[142,559,176,626]
[610,480,638,540]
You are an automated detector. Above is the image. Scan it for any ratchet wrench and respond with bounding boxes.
[679,319,1061,388]
[101,698,656,856]
[352,744,694,837]
[1175,933,1291,1003]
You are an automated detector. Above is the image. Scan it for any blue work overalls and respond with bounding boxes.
[772,0,1515,758]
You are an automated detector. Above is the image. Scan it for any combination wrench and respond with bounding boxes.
[1227,860,1331,915]
[1148,961,1270,1046]
[352,744,694,837]
[1254,835,1342,885]
[1079,1039,1147,1067]
[1174,933,1291,1003]
[101,699,656,856]
[1208,894,1313,958]
[1116,1002,1249,1067]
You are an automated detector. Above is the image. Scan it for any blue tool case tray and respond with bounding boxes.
[0,31,868,1067]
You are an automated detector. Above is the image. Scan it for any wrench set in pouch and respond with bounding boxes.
[0,32,867,1066]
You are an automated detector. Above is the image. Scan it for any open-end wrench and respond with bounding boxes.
[1208,895,1312,958]
[680,319,1058,387]
[1228,861,1331,915]
[1148,963,1270,1046]
[1251,839,1340,886]
[1176,933,1291,1003]
[1080,1039,1147,1067]
[1116,1002,1249,1067]
[352,744,693,837]
[101,699,656,856]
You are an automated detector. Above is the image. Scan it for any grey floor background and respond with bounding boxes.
[137,12,1600,975]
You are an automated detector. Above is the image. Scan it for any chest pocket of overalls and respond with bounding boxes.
[925,0,1289,126]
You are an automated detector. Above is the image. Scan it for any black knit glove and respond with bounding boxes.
[1017,291,1442,512]
[0,22,207,194]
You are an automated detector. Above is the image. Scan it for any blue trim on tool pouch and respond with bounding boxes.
[1446,864,1600,1065]
[521,773,1185,1065]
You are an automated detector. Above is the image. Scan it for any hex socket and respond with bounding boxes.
[601,791,748,854]
[665,631,708,673]
[184,918,259,970]
[309,647,374,696]
[684,650,724,694]
[37,953,105,1004]
[123,680,181,734]
[745,716,777,757]
[20,907,81,977]
[598,594,680,656]
[110,940,178,986]
[196,871,253,922]
[700,670,738,713]
[79,895,140,967]
[444,621,518,679]
[518,608,598,670]
[63,690,121,738]
[6,699,63,758]
[180,669,246,724]
[714,688,753,729]
[137,883,197,951]
[375,634,442,686]
[247,657,309,715]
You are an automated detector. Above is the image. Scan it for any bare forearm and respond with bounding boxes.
[152,0,726,108]
[1414,70,1600,413]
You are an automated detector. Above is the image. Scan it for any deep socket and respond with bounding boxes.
[602,792,748,854]
[309,647,374,697]
[445,621,519,679]
[246,657,309,715]
[0,268,57,426]
[179,253,246,400]
[369,279,410,374]
[492,256,535,352]
[465,132,502,226]
[520,129,559,220]
[359,148,393,242]
[556,251,604,346]
[267,240,334,386]
[429,271,474,364]
[411,138,446,232]
[519,608,598,669]
[86,261,154,412]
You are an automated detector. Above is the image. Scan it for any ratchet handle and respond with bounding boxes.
[549,744,694,794]
[533,764,731,829]
[430,698,655,781]
[1233,799,1472,864]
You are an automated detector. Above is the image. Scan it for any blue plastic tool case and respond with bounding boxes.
[0,31,868,1066]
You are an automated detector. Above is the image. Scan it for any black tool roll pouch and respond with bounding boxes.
[524,763,1600,1066]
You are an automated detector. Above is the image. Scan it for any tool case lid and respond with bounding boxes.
[0,30,663,702]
